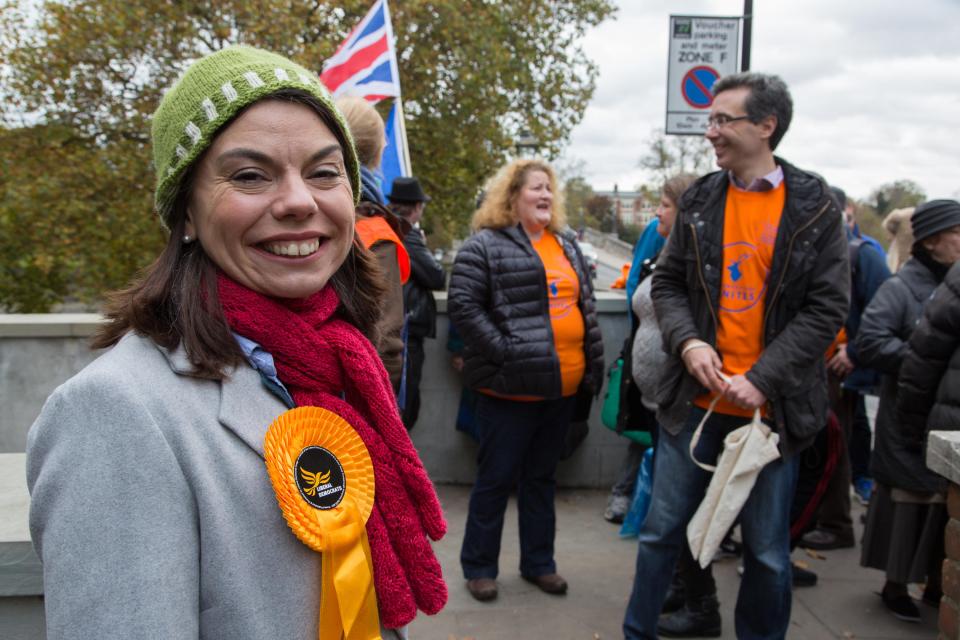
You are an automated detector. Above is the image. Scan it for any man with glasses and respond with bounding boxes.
[623,72,849,639]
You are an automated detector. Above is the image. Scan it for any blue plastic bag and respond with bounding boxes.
[620,447,654,538]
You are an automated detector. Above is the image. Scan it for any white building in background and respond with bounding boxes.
[594,186,656,228]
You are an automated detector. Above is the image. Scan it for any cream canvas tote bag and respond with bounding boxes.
[686,399,781,569]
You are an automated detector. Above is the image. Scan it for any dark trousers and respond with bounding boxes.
[678,543,717,599]
[611,440,646,499]
[401,337,425,430]
[813,378,855,542]
[460,394,575,579]
[849,394,872,481]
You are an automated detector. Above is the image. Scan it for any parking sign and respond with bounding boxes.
[666,15,741,135]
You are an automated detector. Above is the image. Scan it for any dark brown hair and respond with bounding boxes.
[92,90,385,379]
[712,72,793,151]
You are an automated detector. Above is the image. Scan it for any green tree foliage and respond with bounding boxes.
[584,194,613,232]
[638,127,714,187]
[851,200,891,251]
[563,175,594,231]
[0,124,162,311]
[0,0,614,311]
[866,179,926,219]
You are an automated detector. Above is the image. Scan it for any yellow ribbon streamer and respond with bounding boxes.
[264,406,380,640]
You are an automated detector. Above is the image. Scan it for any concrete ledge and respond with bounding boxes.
[0,314,102,338]
[0,291,628,337]
[929,431,960,486]
[0,454,41,597]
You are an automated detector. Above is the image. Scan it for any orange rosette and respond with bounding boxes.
[264,406,380,640]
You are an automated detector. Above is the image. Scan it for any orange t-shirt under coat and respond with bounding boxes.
[695,182,785,417]
[532,230,586,397]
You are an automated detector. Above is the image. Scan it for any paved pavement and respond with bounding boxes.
[409,484,939,639]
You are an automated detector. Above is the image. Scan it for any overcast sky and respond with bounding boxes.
[563,0,960,202]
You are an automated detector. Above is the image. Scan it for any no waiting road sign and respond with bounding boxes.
[681,65,720,108]
[666,15,741,136]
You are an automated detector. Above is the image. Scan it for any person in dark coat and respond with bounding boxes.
[857,199,960,622]
[898,260,960,450]
[387,177,446,430]
[625,72,850,640]
[801,186,891,551]
[448,158,604,603]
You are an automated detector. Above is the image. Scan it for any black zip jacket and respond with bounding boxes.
[402,227,446,340]
[857,255,945,493]
[448,224,604,399]
[897,261,960,493]
[651,159,850,457]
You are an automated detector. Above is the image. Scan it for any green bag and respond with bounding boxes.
[602,358,652,446]
[601,358,624,429]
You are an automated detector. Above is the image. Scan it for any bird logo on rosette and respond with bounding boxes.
[299,467,332,497]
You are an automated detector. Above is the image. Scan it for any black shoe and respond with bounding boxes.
[791,562,818,588]
[922,586,943,608]
[881,588,920,623]
[662,579,685,614]
[657,595,722,638]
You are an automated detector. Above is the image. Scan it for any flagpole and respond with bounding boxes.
[393,99,413,175]
[382,0,412,176]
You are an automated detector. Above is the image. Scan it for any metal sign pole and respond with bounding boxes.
[742,0,753,71]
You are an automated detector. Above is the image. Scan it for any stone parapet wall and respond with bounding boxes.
[927,431,960,639]
[0,291,632,488]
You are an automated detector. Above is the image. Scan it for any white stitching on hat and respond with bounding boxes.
[175,145,188,159]
[167,167,175,176]
[201,98,218,121]
[185,121,202,145]
[243,71,265,89]
[297,72,312,85]
[274,68,290,81]
[221,82,238,102]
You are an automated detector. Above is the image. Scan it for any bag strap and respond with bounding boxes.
[688,395,722,472]
[688,373,766,473]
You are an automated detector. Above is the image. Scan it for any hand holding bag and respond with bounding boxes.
[685,397,781,569]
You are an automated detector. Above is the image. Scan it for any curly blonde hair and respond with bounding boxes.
[471,159,567,232]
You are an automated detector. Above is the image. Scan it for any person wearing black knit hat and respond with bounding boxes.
[857,198,960,623]
[912,199,960,261]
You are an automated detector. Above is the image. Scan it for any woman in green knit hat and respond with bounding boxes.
[26,46,446,639]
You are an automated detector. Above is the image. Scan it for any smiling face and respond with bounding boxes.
[185,100,355,299]
[705,86,776,178]
[514,169,554,235]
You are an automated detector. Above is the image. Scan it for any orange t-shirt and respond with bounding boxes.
[532,231,586,397]
[695,182,785,417]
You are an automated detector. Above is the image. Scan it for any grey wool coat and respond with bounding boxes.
[27,332,403,640]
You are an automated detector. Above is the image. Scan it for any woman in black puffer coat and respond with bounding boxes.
[857,200,960,622]
[898,260,960,455]
[448,158,603,603]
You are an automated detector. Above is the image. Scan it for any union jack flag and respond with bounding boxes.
[320,0,401,102]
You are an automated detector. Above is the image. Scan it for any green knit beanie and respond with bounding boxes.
[151,45,361,228]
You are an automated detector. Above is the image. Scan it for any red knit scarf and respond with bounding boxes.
[217,273,447,628]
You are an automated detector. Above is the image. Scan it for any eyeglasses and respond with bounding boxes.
[706,114,750,129]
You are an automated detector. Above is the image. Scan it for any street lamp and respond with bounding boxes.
[514,129,540,157]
